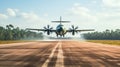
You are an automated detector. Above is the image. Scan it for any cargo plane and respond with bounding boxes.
[27,16,94,37]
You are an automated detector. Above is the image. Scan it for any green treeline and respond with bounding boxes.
[0,24,43,40]
[83,29,120,40]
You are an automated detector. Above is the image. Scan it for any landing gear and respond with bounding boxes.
[56,34,58,37]
[56,32,65,37]
[56,34,65,37]
[63,35,64,37]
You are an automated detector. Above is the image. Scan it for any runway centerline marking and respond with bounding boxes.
[41,41,64,67]
[55,41,64,67]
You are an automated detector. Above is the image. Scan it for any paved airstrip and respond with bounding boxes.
[0,41,120,67]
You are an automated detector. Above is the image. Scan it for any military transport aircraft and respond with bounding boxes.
[27,16,94,37]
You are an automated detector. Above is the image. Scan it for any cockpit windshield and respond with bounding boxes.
[56,24,63,29]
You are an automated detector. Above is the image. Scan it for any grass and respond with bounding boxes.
[87,40,120,46]
[0,40,32,44]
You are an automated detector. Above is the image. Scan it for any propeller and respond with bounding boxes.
[69,25,79,35]
[44,25,53,35]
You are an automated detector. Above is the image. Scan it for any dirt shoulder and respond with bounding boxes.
[0,40,35,44]
[87,40,120,46]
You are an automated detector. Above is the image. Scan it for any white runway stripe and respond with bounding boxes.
[41,41,60,67]
[55,42,64,67]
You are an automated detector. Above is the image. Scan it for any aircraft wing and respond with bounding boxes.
[26,28,44,31]
[67,29,95,32]
[26,28,56,32]
[75,29,95,32]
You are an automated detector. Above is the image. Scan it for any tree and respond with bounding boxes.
[83,29,120,40]
[0,24,43,40]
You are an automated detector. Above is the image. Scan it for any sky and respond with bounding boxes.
[0,0,120,32]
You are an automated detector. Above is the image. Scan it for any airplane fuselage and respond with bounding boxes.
[56,24,66,37]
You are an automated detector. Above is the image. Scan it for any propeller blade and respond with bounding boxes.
[72,25,74,29]
[47,25,50,29]
[75,26,78,29]
[44,27,47,29]
[50,27,53,30]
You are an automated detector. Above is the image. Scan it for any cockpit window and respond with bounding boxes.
[56,24,63,29]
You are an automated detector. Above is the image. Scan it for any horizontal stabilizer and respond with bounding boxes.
[52,16,70,24]
[52,21,70,23]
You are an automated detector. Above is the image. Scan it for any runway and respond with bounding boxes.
[0,41,120,67]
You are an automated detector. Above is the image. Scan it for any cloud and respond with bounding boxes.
[96,11,120,22]
[7,8,16,17]
[72,3,90,15]
[97,0,120,21]
[91,0,97,4]
[6,8,42,22]
[0,8,50,29]
[65,2,120,31]
[69,2,120,22]
[74,3,81,6]
[0,14,8,20]
[19,11,49,27]
[102,0,120,8]
[43,13,48,17]
[20,12,40,22]
[69,3,97,22]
